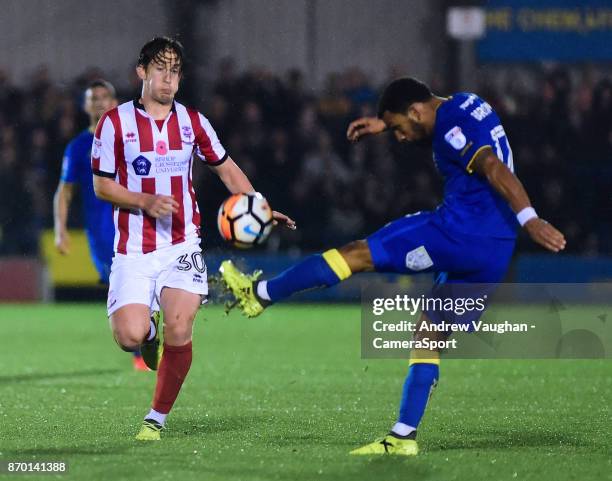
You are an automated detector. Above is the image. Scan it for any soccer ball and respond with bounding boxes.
[217,192,273,248]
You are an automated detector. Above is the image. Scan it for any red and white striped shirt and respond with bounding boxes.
[92,99,227,255]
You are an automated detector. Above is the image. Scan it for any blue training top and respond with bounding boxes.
[431,92,518,239]
[60,129,115,259]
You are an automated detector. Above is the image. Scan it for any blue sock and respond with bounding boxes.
[398,363,439,428]
[266,251,350,302]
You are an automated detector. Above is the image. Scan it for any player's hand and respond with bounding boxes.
[524,218,566,253]
[272,210,296,230]
[347,117,387,142]
[55,230,70,255]
[142,194,179,218]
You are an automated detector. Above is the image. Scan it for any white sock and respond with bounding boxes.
[391,422,416,437]
[256,280,271,301]
[147,319,156,341]
[146,408,167,426]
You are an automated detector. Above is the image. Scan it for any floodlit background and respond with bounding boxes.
[0,3,610,481]
[0,0,610,301]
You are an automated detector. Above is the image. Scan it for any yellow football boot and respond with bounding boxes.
[135,419,164,441]
[349,434,418,456]
[219,260,264,318]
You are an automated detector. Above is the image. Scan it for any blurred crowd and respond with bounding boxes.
[0,61,610,257]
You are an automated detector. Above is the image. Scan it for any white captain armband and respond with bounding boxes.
[517,207,538,227]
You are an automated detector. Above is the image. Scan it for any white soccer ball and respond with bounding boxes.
[217,192,273,248]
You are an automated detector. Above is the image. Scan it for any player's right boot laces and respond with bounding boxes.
[140,311,162,371]
[219,260,264,317]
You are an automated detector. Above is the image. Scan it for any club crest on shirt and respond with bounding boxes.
[182,125,193,141]
[444,126,467,150]
[132,155,152,176]
[405,246,434,271]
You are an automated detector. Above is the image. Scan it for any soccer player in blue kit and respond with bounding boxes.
[53,80,148,371]
[220,78,566,455]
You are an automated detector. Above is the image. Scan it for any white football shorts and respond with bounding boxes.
[106,240,208,317]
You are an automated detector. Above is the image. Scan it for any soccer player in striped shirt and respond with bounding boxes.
[92,37,294,440]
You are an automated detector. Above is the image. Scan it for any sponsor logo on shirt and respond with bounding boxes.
[444,126,467,150]
[155,155,188,174]
[125,132,137,143]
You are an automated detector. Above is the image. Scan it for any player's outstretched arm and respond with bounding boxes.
[53,181,74,254]
[92,176,179,219]
[346,117,387,142]
[210,158,296,229]
[470,148,566,253]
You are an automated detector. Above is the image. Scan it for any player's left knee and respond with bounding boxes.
[337,240,374,272]
[165,309,196,326]
[163,315,194,342]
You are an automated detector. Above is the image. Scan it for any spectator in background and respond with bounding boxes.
[0,62,610,256]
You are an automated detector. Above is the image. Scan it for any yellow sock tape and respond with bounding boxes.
[322,249,352,281]
[409,348,440,366]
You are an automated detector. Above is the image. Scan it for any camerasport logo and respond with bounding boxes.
[125,132,137,143]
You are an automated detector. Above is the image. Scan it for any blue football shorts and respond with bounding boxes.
[367,211,516,328]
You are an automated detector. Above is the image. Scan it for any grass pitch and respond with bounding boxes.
[0,303,610,481]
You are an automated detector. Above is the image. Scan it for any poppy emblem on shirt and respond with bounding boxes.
[156,140,168,155]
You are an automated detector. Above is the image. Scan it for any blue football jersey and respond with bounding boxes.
[60,129,114,270]
[431,93,518,239]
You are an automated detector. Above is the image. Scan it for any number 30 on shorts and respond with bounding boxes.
[176,252,206,273]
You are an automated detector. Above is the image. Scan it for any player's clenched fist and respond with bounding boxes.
[524,218,566,253]
[142,194,179,218]
[347,117,387,142]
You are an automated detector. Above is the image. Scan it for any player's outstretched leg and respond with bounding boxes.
[220,241,372,317]
[136,288,200,441]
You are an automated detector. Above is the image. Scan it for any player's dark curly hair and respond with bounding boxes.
[377,77,432,118]
[138,36,185,70]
